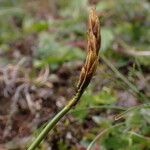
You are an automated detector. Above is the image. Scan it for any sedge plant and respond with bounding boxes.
[28,8,101,150]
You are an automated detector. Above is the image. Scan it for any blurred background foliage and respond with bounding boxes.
[0,0,150,150]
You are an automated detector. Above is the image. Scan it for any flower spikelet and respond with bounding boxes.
[77,7,101,92]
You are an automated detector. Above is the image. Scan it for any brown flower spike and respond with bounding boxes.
[77,8,101,92]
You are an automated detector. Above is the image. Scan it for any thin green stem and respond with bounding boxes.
[87,122,125,150]
[128,131,150,141]
[28,90,84,150]
[70,105,126,113]
[115,103,150,120]
[101,55,148,101]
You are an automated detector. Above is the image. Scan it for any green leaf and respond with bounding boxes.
[23,18,49,33]
[101,28,114,51]
[93,87,117,105]
[35,32,85,69]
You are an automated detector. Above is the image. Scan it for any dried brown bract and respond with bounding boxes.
[77,7,101,92]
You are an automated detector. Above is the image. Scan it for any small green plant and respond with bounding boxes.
[28,7,101,150]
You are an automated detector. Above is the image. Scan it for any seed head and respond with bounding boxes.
[77,8,101,92]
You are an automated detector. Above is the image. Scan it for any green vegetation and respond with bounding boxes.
[0,0,149,150]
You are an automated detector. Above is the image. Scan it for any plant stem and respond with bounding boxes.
[28,90,84,150]
[70,105,126,113]
[28,8,101,150]
[87,122,124,150]
[101,55,148,101]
